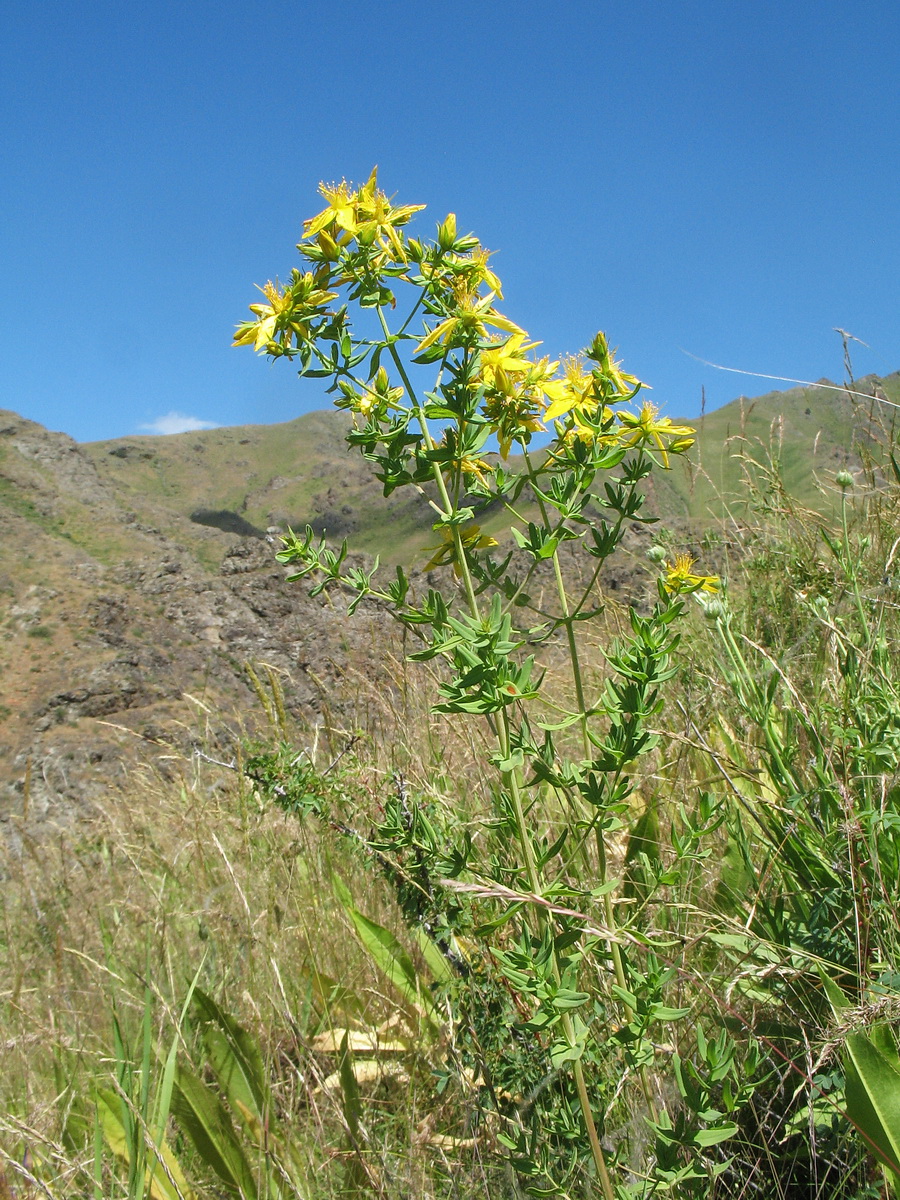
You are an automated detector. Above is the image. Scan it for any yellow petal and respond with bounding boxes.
[415,317,455,353]
[254,315,277,351]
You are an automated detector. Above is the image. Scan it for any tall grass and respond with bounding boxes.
[4,339,900,1196]
[6,430,900,1196]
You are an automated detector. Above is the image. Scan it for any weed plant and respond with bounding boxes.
[2,176,900,1198]
[231,171,762,1198]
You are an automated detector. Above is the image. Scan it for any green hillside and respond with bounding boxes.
[83,371,900,568]
[659,371,900,520]
[84,410,440,568]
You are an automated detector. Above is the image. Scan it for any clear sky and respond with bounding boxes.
[3,0,898,443]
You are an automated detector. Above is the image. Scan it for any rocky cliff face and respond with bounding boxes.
[0,410,401,849]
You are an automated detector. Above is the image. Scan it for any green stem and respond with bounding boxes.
[377,305,482,619]
[500,706,616,1199]
[841,491,870,646]
[522,452,635,1045]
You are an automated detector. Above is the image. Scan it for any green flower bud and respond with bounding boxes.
[701,596,727,622]
[646,545,667,564]
[836,469,854,490]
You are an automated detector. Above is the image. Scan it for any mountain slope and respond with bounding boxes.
[2,370,898,837]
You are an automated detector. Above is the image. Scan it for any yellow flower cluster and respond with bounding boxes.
[471,331,695,465]
[302,166,424,263]
[232,274,337,353]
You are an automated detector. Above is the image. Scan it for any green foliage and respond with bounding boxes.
[692,436,900,1195]
[14,177,900,1200]
[235,170,753,1198]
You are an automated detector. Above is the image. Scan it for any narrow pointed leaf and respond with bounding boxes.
[192,989,267,1124]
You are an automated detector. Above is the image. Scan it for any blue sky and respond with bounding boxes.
[2,0,898,443]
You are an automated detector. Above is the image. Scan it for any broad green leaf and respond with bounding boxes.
[344,905,441,1030]
[845,1032,900,1179]
[549,1038,585,1069]
[333,875,440,1030]
[707,932,753,953]
[192,990,267,1126]
[170,1065,258,1197]
[153,956,207,1149]
[817,965,852,1015]
[694,1123,739,1147]
[338,1032,362,1140]
[651,1005,692,1022]
[413,926,455,986]
[551,989,590,1010]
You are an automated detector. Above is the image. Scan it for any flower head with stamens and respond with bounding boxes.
[415,283,525,355]
[232,274,338,352]
[662,553,719,595]
[475,335,556,456]
[543,355,599,422]
[615,403,695,467]
[302,167,424,263]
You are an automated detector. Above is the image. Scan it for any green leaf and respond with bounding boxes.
[348,907,440,1025]
[817,964,852,1015]
[693,1122,739,1147]
[95,1088,196,1200]
[334,879,441,1030]
[551,988,590,1010]
[338,1032,363,1141]
[413,927,455,986]
[651,1005,692,1022]
[170,1065,258,1196]
[845,1031,900,1178]
[192,990,267,1126]
[549,1038,584,1068]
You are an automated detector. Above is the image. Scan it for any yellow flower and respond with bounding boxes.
[615,403,695,467]
[304,180,360,239]
[544,337,645,424]
[663,554,719,595]
[232,274,338,352]
[467,247,504,298]
[302,167,424,262]
[473,335,555,456]
[424,524,498,575]
[543,355,597,422]
[415,288,525,354]
[478,333,542,382]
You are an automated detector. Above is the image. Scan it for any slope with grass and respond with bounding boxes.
[5,376,900,1196]
[2,371,898,839]
[656,371,900,520]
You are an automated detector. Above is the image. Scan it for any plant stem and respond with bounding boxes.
[377,306,482,619]
[521,451,632,1026]
[841,491,871,646]
[499,708,616,1199]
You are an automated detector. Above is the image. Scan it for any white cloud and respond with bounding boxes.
[138,411,219,436]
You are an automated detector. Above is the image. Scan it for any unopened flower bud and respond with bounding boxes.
[646,545,667,564]
[701,596,727,622]
[836,469,854,490]
[437,213,457,250]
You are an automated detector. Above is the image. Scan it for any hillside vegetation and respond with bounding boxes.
[3,163,900,1195]
[3,399,900,1197]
